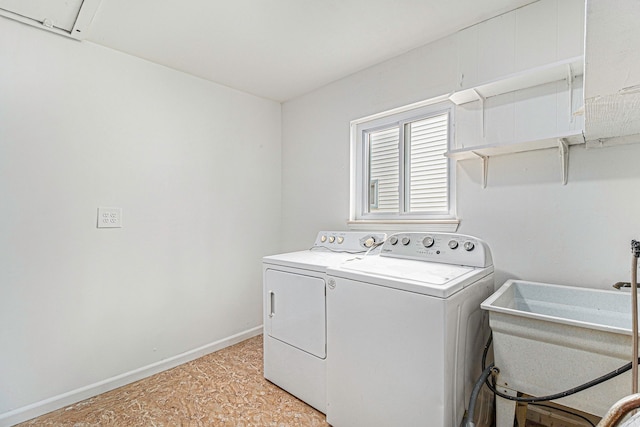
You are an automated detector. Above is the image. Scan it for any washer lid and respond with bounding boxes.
[327,256,493,298]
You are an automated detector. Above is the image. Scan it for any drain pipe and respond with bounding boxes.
[632,240,640,394]
[462,364,495,427]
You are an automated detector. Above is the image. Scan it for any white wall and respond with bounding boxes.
[281,0,640,289]
[0,17,281,424]
[3,0,639,424]
[282,35,458,247]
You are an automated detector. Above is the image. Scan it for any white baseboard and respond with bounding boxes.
[0,326,263,427]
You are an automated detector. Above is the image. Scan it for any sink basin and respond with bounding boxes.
[483,279,633,333]
[482,280,638,422]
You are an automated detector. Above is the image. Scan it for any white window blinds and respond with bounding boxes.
[368,127,400,213]
[407,114,449,213]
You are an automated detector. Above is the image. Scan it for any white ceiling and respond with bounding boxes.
[86,0,537,102]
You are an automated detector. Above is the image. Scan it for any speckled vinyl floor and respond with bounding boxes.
[17,335,329,427]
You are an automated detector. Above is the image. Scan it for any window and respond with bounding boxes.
[350,99,456,224]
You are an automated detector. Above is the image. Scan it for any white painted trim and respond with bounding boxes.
[585,132,640,149]
[0,326,262,427]
[350,99,457,222]
[352,100,456,222]
[349,94,452,126]
[347,219,459,232]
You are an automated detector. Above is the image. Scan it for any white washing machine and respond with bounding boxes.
[262,231,386,413]
[325,232,494,427]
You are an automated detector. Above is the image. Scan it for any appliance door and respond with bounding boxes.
[265,269,326,358]
[326,275,447,427]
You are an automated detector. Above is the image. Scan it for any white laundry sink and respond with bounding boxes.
[482,280,638,423]
[484,279,632,333]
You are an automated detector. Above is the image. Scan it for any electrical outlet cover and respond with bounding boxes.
[97,207,122,228]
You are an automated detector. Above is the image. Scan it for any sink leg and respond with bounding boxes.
[515,402,528,427]
[495,388,518,427]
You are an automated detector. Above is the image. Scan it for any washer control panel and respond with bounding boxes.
[314,231,387,252]
[381,232,492,268]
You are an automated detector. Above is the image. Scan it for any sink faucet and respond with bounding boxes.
[612,242,640,290]
[613,282,631,290]
[631,240,640,394]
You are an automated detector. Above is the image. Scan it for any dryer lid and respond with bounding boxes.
[263,250,362,272]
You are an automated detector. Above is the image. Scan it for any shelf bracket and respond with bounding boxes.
[566,64,574,123]
[566,63,573,88]
[472,89,486,138]
[558,138,569,185]
[471,151,489,188]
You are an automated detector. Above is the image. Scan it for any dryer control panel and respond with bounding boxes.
[313,231,387,253]
[381,232,492,268]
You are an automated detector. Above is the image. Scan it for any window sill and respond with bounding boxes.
[347,219,460,233]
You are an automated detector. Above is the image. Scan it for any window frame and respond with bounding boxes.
[350,96,457,225]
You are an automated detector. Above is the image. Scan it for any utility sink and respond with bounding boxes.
[483,279,633,333]
[482,280,639,424]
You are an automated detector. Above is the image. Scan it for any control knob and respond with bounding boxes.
[321,235,327,243]
[422,236,435,248]
[401,237,411,246]
[364,237,375,248]
[448,240,459,249]
[463,241,475,251]
[388,236,398,245]
[329,236,335,243]
[337,236,344,244]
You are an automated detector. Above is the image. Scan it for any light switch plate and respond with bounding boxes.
[97,207,122,228]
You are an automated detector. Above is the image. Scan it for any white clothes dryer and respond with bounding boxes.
[262,231,386,412]
[325,232,494,427]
